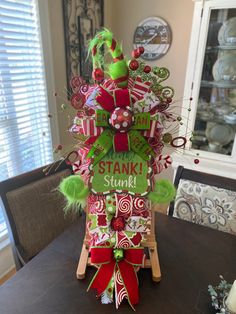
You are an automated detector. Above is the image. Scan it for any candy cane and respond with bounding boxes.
[89,29,129,88]
[155,154,172,174]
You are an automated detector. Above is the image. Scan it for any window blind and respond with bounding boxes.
[0,0,53,235]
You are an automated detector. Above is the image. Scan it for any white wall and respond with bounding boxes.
[39,0,75,154]
[105,0,194,102]
[104,0,194,180]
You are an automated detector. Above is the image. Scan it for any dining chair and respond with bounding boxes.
[0,160,75,270]
[168,166,236,236]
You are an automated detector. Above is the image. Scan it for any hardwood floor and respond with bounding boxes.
[0,268,16,285]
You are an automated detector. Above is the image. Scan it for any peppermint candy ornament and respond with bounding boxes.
[109,107,134,133]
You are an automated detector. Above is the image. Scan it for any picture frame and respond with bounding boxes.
[62,0,104,99]
[78,16,93,81]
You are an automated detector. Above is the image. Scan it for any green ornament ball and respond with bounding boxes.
[162,133,173,144]
[113,249,124,262]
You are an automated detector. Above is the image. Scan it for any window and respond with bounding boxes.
[0,0,53,237]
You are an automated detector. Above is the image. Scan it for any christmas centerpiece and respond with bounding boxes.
[59,29,178,309]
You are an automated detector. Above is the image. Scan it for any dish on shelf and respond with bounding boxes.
[191,134,207,146]
[218,45,236,50]
[229,89,236,106]
[206,122,234,146]
[212,53,236,82]
[207,22,222,46]
[201,80,236,88]
[196,110,214,121]
[193,130,206,137]
[224,110,236,124]
[212,102,233,116]
[199,144,228,154]
[198,99,210,110]
[218,17,236,46]
[217,49,236,60]
[226,37,236,44]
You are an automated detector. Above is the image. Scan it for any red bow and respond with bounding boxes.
[88,247,144,309]
[96,87,131,152]
[96,86,131,112]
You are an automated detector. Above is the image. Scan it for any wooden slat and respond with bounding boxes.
[0,268,16,285]
[149,246,161,282]
[76,244,89,280]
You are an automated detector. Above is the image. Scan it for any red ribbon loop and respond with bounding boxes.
[96,87,115,112]
[90,247,113,264]
[125,248,144,265]
[114,89,131,108]
[96,87,131,112]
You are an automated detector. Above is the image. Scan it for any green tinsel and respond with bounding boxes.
[148,180,176,204]
[59,175,89,214]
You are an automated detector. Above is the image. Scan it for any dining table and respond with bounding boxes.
[0,212,235,314]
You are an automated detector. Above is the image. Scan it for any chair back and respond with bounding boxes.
[0,161,75,268]
[169,166,236,236]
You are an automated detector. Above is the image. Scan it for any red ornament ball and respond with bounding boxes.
[138,46,145,54]
[70,76,84,91]
[194,158,200,164]
[109,107,133,133]
[111,216,126,231]
[129,59,139,71]
[132,49,141,59]
[144,65,151,73]
[70,93,85,110]
[92,68,104,81]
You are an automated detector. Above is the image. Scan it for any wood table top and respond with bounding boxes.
[0,213,235,314]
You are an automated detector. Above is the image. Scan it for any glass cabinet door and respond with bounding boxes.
[192,8,236,156]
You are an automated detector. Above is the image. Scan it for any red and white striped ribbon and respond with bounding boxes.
[129,77,151,103]
[102,79,116,90]
[128,77,135,89]
[73,148,91,184]
[82,119,103,136]
[143,120,162,138]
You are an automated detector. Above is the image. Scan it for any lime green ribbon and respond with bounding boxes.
[87,129,114,164]
[87,110,155,164]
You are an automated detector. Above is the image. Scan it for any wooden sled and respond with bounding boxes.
[76,208,161,282]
